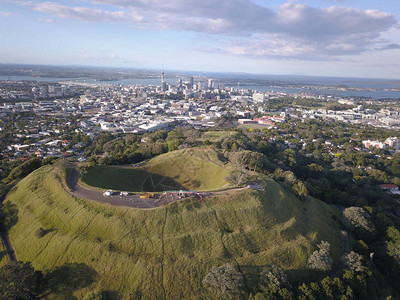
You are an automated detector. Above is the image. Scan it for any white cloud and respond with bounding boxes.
[37,18,56,23]
[0,11,16,16]
[34,2,143,23]
[78,50,125,62]
[0,0,32,5]
[29,1,400,59]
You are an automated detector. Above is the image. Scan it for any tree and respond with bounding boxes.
[343,207,374,232]
[228,150,265,172]
[260,265,292,291]
[283,171,297,186]
[83,290,110,300]
[345,251,367,273]
[292,181,308,199]
[202,263,245,299]
[4,157,42,184]
[0,201,18,230]
[386,226,400,266]
[308,241,333,271]
[258,265,293,299]
[225,170,247,186]
[0,261,44,299]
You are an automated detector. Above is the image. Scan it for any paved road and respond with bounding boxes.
[67,167,250,209]
[0,183,18,262]
[68,168,158,209]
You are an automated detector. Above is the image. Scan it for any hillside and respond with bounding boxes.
[5,164,343,299]
[82,148,232,192]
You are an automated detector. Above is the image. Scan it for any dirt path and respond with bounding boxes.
[0,183,18,262]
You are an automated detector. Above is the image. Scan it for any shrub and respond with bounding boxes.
[202,263,245,299]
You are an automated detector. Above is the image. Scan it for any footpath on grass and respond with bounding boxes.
[0,183,18,262]
[67,167,249,209]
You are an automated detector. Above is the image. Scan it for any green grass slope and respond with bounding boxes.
[82,148,232,192]
[6,164,342,299]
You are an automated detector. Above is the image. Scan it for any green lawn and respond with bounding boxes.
[201,131,237,142]
[82,148,232,192]
[238,124,271,130]
[5,163,343,299]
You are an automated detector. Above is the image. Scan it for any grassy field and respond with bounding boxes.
[200,131,237,142]
[238,124,271,130]
[82,148,232,192]
[5,163,343,299]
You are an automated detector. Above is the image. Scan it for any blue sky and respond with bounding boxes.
[1,0,400,79]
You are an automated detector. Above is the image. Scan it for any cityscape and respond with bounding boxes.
[2,67,400,162]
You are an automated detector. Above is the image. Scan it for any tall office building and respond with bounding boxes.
[161,69,166,92]
[207,79,215,90]
[189,77,194,89]
[197,81,202,90]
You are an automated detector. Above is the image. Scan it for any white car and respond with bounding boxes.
[103,190,114,197]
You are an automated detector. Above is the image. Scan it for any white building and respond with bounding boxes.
[385,137,400,150]
[252,92,268,103]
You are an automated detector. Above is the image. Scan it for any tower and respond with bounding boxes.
[161,68,166,92]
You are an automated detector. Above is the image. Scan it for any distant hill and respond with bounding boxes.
[5,160,342,298]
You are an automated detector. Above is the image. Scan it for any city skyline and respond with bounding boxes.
[1,0,400,79]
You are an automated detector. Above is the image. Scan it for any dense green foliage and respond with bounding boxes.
[307,241,333,271]
[0,261,44,299]
[3,157,42,184]
[202,263,245,299]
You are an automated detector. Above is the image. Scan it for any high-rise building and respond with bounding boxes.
[177,78,182,88]
[161,69,166,92]
[207,79,214,90]
[197,81,202,90]
[189,77,194,89]
[162,81,167,92]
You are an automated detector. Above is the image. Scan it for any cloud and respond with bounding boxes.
[37,18,56,24]
[34,2,143,23]
[0,0,32,5]
[78,50,125,62]
[31,1,399,58]
[0,11,16,16]
[377,43,400,50]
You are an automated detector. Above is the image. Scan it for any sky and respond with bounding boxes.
[1,0,400,79]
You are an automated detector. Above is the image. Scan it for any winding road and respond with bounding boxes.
[0,183,18,262]
[68,168,159,209]
[67,167,249,209]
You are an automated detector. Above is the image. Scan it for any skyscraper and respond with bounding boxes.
[161,68,166,92]
[189,77,194,90]
[207,79,214,90]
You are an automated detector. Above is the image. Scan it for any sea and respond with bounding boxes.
[1,74,400,100]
